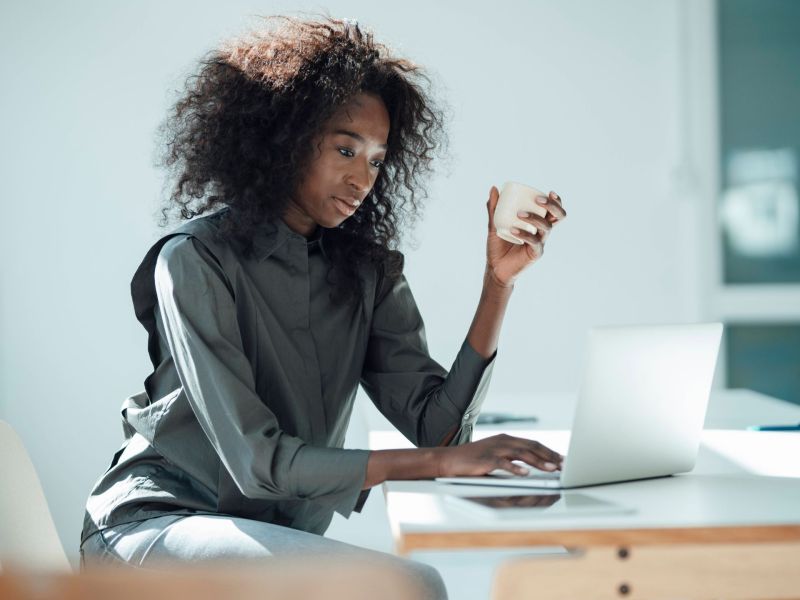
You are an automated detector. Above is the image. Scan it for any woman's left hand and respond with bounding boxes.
[485,186,567,287]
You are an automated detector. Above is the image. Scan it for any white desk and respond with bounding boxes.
[383,473,800,552]
[369,389,800,598]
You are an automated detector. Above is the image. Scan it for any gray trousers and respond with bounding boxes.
[80,514,447,600]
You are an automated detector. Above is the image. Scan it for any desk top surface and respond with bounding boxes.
[372,389,800,551]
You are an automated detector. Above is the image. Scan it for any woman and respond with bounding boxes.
[80,15,566,598]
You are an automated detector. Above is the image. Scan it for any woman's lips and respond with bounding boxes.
[333,196,356,216]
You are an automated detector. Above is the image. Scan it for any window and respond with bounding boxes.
[714,0,800,405]
[718,0,800,285]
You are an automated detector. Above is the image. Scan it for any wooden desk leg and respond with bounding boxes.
[491,541,800,600]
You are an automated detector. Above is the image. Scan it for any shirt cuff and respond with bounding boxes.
[289,446,371,518]
[427,337,496,444]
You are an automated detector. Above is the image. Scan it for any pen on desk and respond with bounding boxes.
[476,413,538,425]
[746,423,800,432]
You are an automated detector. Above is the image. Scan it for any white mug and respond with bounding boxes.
[493,181,550,244]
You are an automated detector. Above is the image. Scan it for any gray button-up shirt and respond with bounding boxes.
[81,208,496,545]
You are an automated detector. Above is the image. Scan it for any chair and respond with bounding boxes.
[0,419,426,599]
[0,419,71,572]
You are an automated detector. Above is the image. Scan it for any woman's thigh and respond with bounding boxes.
[81,514,447,599]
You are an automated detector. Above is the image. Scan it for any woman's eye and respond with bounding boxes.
[338,147,384,169]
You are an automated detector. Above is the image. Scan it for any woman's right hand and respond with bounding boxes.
[435,434,564,477]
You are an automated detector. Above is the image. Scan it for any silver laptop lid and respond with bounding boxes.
[561,322,723,488]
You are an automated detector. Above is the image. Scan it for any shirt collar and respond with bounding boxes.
[252,215,330,261]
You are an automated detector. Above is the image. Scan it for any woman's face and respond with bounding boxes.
[285,92,390,236]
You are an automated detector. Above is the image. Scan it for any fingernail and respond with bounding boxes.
[517,210,529,218]
[536,197,547,204]
[510,227,521,234]
[544,462,557,470]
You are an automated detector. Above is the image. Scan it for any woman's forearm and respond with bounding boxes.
[363,432,565,489]
[437,265,513,447]
[362,448,442,489]
[466,264,514,360]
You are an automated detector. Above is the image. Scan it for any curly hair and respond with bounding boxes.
[157,14,448,304]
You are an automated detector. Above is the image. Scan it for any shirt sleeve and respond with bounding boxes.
[360,262,497,448]
[155,235,370,517]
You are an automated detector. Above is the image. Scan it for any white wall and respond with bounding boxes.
[0,0,701,574]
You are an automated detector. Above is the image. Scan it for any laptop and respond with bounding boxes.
[437,322,724,489]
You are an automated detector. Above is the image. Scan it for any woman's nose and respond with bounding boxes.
[346,162,372,195]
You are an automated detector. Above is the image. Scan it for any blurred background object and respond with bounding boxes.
[0,563,425,600]
[715,0,800,406]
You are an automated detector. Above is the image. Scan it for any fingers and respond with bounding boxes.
[510,436,563,467]
[515,211,553,237]
[493,434,564,471]
[533,192,567,227]
[517,448,563,471]
[511,190,567,246]
[517,450,561,471]
[510,225,546,249]
[495,458,531,476]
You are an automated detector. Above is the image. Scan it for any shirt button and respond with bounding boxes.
[463,411,471,421]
